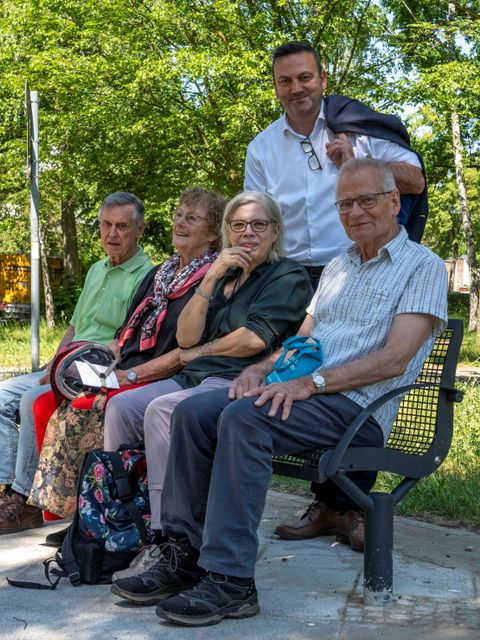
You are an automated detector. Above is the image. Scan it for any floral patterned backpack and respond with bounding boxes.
[8,445,153,590]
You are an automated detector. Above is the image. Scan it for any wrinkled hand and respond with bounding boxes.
[243,377,315,420]
[107,339,121,360]
[228,372,265,400]
[208,246,253,279]
[115,369,132,387]
[179,346,202,365]
[325,133,354,168]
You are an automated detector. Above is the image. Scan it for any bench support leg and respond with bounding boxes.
[363,492,394,605]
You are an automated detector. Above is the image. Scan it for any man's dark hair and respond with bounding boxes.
[272,41,323,76]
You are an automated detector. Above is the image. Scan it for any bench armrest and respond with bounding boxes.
[321,382,462,480]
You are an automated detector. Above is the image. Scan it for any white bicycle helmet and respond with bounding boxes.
[50,341,117,401]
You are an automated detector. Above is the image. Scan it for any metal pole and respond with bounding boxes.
[363,492,394,605]
[27,84,40,371]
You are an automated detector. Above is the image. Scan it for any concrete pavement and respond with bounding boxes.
[1,490,479,639]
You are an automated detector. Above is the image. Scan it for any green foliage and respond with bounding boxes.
[51,276,84,324]
[449,291,470,321]
[0,0,479,328]
[0,0,400,264]
[380,1,480,264]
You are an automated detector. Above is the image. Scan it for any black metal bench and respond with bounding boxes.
[272,318,464,604]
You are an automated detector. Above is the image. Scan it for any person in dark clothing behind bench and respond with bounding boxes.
[245,40,427,544]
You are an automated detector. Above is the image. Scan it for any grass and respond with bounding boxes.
[1,318,480,529]
[459,329,480,367]
[0,320,66,370]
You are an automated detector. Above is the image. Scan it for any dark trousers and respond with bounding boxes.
[161,388,383,577]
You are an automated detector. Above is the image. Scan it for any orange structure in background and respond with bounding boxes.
[0,254,63,319]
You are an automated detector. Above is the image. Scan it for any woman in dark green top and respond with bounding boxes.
[104,191,312,536]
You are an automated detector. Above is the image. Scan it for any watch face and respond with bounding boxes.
[127,370,137,383]
[312,373,326,392]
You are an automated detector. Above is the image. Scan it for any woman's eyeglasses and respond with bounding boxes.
[173,211,208,225]
[228,219,275,233]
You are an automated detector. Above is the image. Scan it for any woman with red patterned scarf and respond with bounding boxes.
[29,187,226,532]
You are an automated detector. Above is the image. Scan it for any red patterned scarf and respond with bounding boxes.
[118,250,217,351]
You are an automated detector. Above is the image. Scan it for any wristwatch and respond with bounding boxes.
[311,372,326,394]
[127,369,138,384]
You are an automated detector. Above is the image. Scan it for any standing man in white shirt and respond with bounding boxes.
[244,40,425,288]
[244,40,426,544]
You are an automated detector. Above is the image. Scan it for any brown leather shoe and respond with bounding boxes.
[336,510,365,552]
[274,501,338,540]
[0,492,43,535]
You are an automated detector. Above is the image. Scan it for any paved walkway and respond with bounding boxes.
[0,490,479,639]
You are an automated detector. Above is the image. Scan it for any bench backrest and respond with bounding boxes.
[386,318,463,456]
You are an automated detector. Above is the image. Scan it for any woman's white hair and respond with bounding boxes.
[222,190,285,263]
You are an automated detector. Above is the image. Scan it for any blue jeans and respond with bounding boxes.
[0,370,52,496]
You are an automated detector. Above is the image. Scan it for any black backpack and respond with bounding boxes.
[8,445,153,590]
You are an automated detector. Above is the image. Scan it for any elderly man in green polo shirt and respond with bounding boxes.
[0,191,152,534]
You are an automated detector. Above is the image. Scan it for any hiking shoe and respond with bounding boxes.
[111,537,201,605]
[0,493,43,535]
[274,500,338,540]
[156,572,260,626]
[112,544,162,582]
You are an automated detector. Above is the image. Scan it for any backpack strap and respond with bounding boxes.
[107,451,150,544]
[57,511,82,586]
[6,559,63,591]
[5,527,77,590]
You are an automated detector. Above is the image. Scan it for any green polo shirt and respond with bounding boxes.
[70,248,152,344]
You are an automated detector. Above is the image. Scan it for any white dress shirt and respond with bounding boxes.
[244,103,422,266]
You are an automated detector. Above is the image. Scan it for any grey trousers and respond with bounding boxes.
[161,388,383,578]
[103,376,230,528]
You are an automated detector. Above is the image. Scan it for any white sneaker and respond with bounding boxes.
[112,544,162,582]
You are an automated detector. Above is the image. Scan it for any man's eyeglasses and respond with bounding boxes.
[301,138,322,171]
[228,219,275,233]
[335,191,393,214]
[173,210,208,225]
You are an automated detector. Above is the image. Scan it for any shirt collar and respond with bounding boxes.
[281,99,326,138]
[347,226,407,266]
[103,247,148,272]
[224,258,283,281]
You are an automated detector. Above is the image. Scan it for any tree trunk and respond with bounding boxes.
[61,195,81,279]
[39,222,55,328]
[450,110,480,332]
[448,237,458,293]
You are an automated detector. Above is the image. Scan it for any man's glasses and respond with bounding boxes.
[228,219,275,233]
[173,210,208,225]
[301,138,322,171]
[335,191,393,214]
